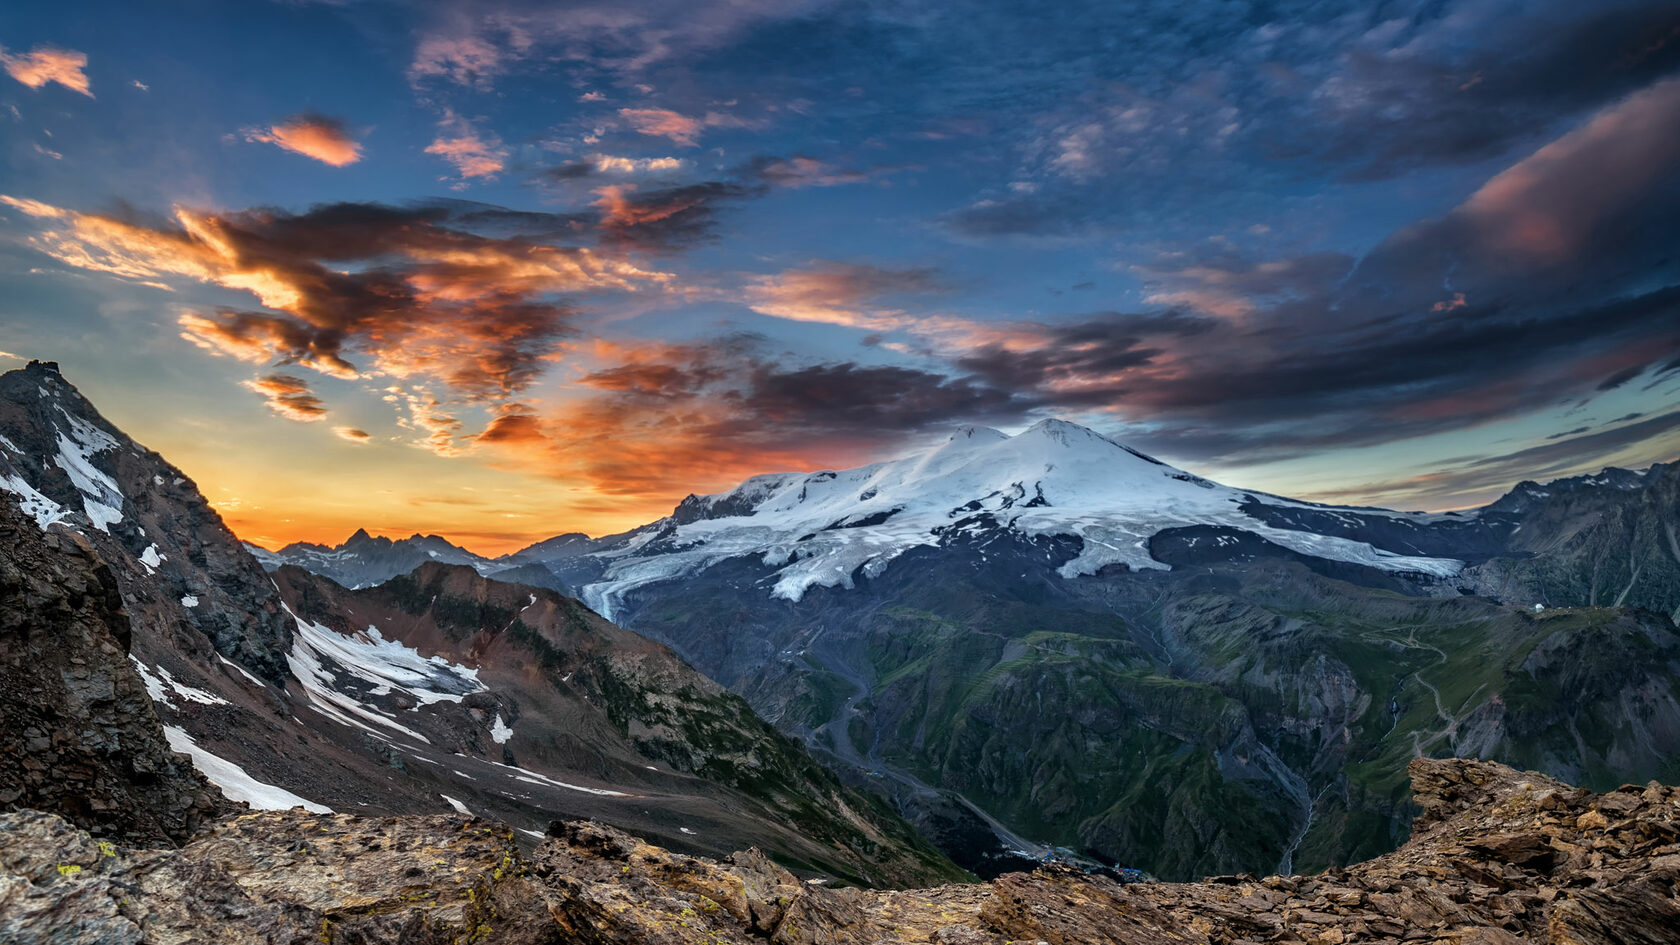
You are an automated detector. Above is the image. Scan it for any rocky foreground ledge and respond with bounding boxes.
[4,758,1679,944]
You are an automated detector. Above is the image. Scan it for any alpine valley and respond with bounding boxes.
[244,384,1680,882]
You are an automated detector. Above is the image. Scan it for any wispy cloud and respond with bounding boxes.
[426,111,508,182]
[617,107,756,147]
[408,33,512,89]
[745,262,949,331]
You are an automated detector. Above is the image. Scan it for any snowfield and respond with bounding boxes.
[284,606,486,743]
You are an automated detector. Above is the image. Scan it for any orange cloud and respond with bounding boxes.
[426,112,508,180]
[1,45,91,97]
[1432,292,1467,312]
[243,374,328,422]
[246,114,362,166]
[8,196,674,451]
[333,426,372,443]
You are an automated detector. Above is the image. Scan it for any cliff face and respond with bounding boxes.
[4,756,1677,944]
[0,498,231,846]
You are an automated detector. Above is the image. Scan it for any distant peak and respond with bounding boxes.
[25,359,61,375]
[347,527,374,543]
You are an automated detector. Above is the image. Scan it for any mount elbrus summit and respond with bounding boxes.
[4,359,1680,944]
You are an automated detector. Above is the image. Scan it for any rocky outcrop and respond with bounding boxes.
[0,498,230,846]
[1462,462,1680,622]
[4,757,1678,943]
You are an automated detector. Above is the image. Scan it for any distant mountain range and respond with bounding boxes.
[266,413,1676,880]
[0,361,958,887]
[247,527,573,596]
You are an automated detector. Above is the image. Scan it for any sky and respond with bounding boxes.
[1,0,1678,554]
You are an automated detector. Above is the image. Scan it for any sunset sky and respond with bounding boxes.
[2,0,1678,554]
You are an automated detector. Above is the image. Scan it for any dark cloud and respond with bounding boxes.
[1545,426,1591,441]
[954,312,1206,406]
[588,151,891,251]
[476,334,1033,497]
[1598,365,1646,391]
[1461,410,1680,483]
[932,3,1680,239]
[733,362,1019,430]
[595,179,768,251]
[244,373,328,422]
[542,162,596,182]
[1297,4,1680,180]
[937,76,1680,466]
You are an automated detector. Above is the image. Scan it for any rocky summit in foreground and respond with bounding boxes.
[4,756,1678,943]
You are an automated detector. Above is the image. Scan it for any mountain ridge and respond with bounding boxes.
[0,361,963,887]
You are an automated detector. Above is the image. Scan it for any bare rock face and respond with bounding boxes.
[5,756,1680,943]
[0,499,231,846]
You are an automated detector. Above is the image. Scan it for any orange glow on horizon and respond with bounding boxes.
[216,490,686,556]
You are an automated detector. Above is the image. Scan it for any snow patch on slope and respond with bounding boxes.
[284,608,485,743]
[489,761,629,797]
[52,410,125,533]
[0,474,67,530]
[216,653,267,688]
[163,724,331,813]
[129,655,230,707]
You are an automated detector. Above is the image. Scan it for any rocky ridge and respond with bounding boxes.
[0,496,230,846]
[4,757,1678,943]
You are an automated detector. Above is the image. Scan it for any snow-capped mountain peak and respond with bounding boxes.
[573,419,1464,618]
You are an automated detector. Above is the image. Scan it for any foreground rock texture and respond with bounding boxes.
[0,498,230,846]
[5,757,1679,943]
